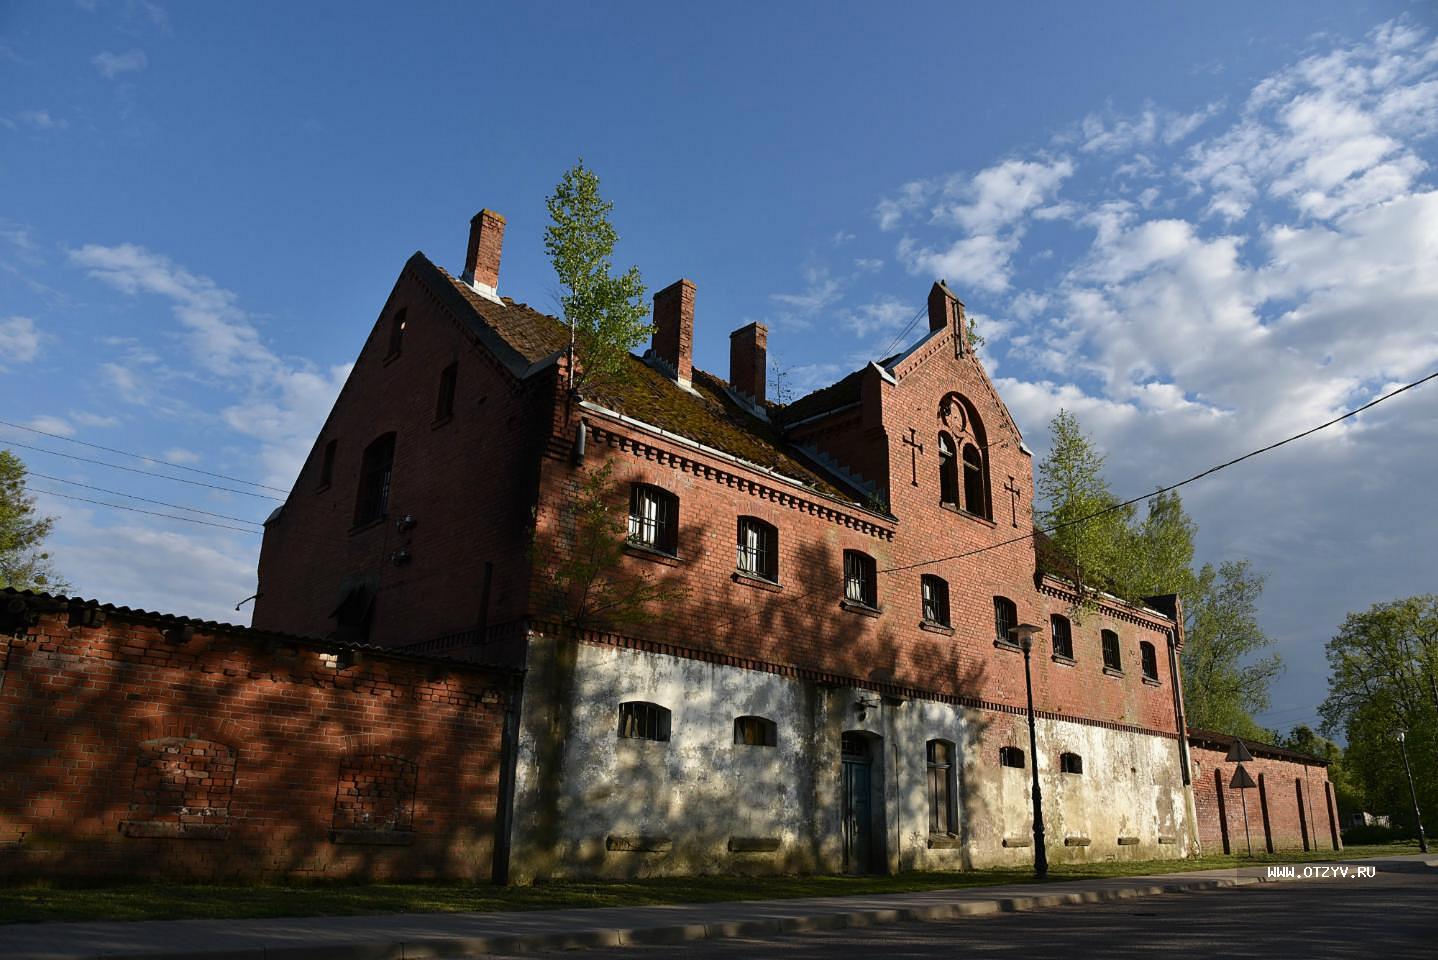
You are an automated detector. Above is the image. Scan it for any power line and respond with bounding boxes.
[0,417,290,493]
[28,472,267,527]
[30,488,264,535]
[3,438,284,501]
[878,306,928,362]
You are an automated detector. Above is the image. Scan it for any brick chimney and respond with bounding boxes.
[729,321,767,405]
[463,209,506,295]
[651,279,695,387]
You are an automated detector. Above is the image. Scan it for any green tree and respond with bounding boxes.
[1278,724,1359,818]
[1181,559,1280,739]
[1120,490,1200,602]
[544,160,649,395]
[0,449,69,593]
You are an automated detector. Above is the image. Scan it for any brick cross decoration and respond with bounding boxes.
[902,427,924,486]
[1003,475,1022,528]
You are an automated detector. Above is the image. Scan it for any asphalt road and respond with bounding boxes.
[485,869,1437,960]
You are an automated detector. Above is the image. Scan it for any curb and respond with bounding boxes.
[20,876,1253,960]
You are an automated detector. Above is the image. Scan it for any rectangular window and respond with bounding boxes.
[736,517,778,581]
[353,434,395,526]
[627,484,678,554]
[927,740,955,834]
[1050,614,1073,660]
[1102,629,1123,672]
[434,362,457,421]
[1061,752,1084,775]
[921,575,950,626]
[318,439,337,491]
[843,550,876,607]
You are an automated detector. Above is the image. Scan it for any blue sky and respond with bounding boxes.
[3,1,1437,737]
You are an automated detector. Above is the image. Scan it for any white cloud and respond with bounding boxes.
[13,110,66,131]
[26,415,74,437]
[163,447,201,464]
[898,233,1019,294]
[934,157,1076,234]
[0,316,42,364]
[92,48,148,78]
[839,297,915,341]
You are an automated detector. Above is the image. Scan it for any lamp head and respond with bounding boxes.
[1010,623,1043,653]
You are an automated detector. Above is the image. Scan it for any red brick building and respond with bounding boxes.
[248,208,1334,879]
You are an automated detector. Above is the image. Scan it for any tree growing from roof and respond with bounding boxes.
[1181,560,1280,740]
[0,449,70,593]
[544,160,649,395]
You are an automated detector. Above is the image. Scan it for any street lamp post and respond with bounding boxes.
[1011,623,1048,880]
[1396,730,1430,854]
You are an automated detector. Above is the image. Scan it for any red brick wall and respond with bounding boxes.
[1189,742,1339,854]
[0,601,513,881]
[252,259,551,650]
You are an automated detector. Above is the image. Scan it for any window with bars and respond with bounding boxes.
[627,484,678,554]
[617,701,671,741]
[385,308,407,359]
[353,433,395,526]
[999,746,1025,768]
[1050,614,1073,660]
[994,596,1017,644]
[921,575,950,626]
[1102,629,1123,672]
[733,715,777,747]
[927,740,956,835]
[1060,752,1084,775]
[736,517,778,582]
[938,432,959,505]
[843,550,877,608]
[1140,641,1159,681]
[434,362,457,421]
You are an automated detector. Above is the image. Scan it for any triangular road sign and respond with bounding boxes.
[1230,764,1257,790]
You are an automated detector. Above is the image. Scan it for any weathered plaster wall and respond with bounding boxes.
[509,636,1191,881]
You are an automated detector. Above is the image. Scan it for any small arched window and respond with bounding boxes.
[1050,614,1074,660]
[962,443,988,518]
[628,484,679,555]
[1060,752,1084,775]
[1140,641,1159,681]
[1102,629,1122,672]
[994,596,1017,644]
[938,433,959,505]
[386,307,407,359]
[736,517,778,582]
[733,715,777,746]
[843,550,877,608]
[354,433,396,526]
[1000,746,1025,768]
[618,701,671,741]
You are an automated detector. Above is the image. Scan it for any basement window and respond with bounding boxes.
[733,715,778,747]
[618,701,671,742]
[1000,746,1025,769]
[927,739,957,835]
[1061,752,1084,775]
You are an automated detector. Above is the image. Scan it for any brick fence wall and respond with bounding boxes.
[1189,741,1340,854]
[0,594,516,881]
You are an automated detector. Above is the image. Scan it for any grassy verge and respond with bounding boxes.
[0,841,1422,925]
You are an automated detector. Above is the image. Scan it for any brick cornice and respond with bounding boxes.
[1037,575,1176,632]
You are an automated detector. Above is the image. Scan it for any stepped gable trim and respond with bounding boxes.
[530,620,1179,741]
[0,588,523,675]
[1187,727,1329,767]
[1037,574,1176,632]
[582,403,895,541]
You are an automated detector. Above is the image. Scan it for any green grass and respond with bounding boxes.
[0,842,1422,925]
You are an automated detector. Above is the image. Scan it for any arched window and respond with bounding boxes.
[1060,752,1084,775]
[843,550,877,608]
[1140,641,1159,681]
[385,307,407,359]
[962,443,988,518]
[927,740,957,835]
[628,484,678,554]
[434,362,458,422]
[618,701,671,741]
[938,433,959,505]
[1050,614,1073,660]
[994,596,1017,644]
[354,433,396,526]
[733,715,777,746]
[736,517,778,582]
[999,746,1025,768]
[1102,629,1122,672]
[921,575,950,626]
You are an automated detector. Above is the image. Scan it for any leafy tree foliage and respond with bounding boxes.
[1320,596,1438,834]
[544,160,649,395]
[1182,560,1281,739]
[0,449,69,593]
[1278,724,1360,817]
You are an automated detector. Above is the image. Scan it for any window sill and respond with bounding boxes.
[431,414,453,430]
[1051,654,1076,666]
[349,515,388,536]
[1142,675,1162,687]
[623,543,683,566]
[993,639,1022,652]
[919,620,954,636]
[732,570,782,592]
[1103,666,1125,679]
[839,598,882,618]
[939,502,997,527]
[927,834,963,850]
